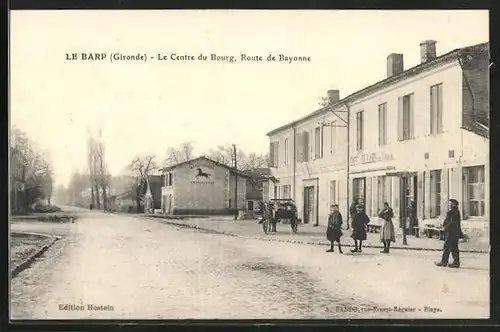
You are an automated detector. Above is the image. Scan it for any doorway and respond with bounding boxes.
[303,186,315,224]
[247,200,254,211]
[399,176,418,231]
[352,177,366,205]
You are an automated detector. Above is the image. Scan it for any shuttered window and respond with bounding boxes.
[378,103,388,146]
[269,142,280,167]
[398,94,414,141]
[430,83,443,135]
[295,132,303,162]
[284,138,289,165]
[356,111,364,150]
[302,131,310,162]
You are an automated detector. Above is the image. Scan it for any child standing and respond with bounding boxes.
[326,204,343,253]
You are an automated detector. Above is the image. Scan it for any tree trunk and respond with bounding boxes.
[102,186,108,210]
[95,185,101,209]
[90,186,95,207]
[135,185,141,213]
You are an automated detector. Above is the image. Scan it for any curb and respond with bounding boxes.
[159,220,489,254]
[11,232,61,278]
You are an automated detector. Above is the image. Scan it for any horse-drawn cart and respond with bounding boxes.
[262,199,299,234]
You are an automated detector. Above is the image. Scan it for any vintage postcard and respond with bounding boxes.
[9,10,490,320]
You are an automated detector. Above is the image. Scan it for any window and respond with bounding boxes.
[302,131,310,162]
[466,166,485,217]
[352,177,366,204]
[282,185,291,199]
[314,127,322,159]
[269,141,280,167]
[398,94,414,141]
[430,83,443,134]
[378,103,388,146]
[430,170,441,217]
[356,111,364,151]
[284,138,289,165]
[165,172,173,187]
[273,185,278,199]
[330,123,336,155]
[329,180,337,205]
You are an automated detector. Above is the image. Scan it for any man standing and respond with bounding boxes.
[326,204,343,253]
[435,199,463,268]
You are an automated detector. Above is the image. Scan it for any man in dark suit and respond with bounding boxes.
[435,199,464,268]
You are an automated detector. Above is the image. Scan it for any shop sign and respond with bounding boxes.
[350,152,394,166]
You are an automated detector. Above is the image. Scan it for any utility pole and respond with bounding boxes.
[233,144,238,220]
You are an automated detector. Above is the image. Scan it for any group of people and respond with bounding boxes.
[325,198,464,268]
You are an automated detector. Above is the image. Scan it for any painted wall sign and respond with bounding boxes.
[350,152,394,166]
[190,166,215,184]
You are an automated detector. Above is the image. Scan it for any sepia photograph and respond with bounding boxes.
[9,10,489,320]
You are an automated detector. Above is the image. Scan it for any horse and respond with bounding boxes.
[195,168,211,179]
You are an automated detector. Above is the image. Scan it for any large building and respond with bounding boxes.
[267,40,489,235]
[159,156,249,215]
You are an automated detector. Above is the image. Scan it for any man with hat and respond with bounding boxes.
[351,203,370,253]
[435,198,464,268]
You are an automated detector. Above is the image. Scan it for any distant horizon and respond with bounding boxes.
[10,10,489,187]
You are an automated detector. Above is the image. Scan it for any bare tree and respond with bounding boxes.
[10,127,54,212]
[94,128,110,210]
[129,155,157,212]
[162,141,195,168]
[87,132,100,209]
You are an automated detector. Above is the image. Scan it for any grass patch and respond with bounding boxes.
[10,233,53,270]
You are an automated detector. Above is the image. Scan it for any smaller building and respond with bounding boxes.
[242,168,277,212]
[144,174,163,213]
[159,156,249,215]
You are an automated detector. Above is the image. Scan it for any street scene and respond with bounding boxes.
[10,10,489,320]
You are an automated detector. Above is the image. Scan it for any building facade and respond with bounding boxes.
[267,40,489,235]
[160,156,248,215]
[267,89,348,225]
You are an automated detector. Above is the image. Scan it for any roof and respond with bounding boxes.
[160,156,252,178]
[241,167,272,178]
[267,42,489,137]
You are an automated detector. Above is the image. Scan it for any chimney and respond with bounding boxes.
[327,90,340,104]
[386,53,404,78]
[420,40,437,63]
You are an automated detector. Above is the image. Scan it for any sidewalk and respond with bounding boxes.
[144,215,490,253]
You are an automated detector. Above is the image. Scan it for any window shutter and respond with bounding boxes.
[462,168,470,219]
[275,142,280,166]
[441,169,449,217]
[366,177,372,216]
[430,86,436,134]
[437,84,443,133]
[397,97,403,141]
[409,94,415,139]
[373,176,379,216]
[423,171,431,219]
[303,131,309,161]
[429,172,436,217]
[320,126,324,158]
[269,142,275,167]
[392,178,400,222]
[417,172,424,221]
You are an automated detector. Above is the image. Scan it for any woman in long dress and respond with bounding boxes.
[379,202,396,253]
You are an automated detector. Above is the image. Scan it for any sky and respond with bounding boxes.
[10,10,489,187]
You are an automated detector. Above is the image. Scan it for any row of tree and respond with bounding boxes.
[53,128,111,209]
[10,126,54,213]
[59,140,269,212]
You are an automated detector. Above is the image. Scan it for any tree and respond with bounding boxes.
[129,155,157,212]
[10,126,54,212]
[94,128,110,210]
[162,141,195,168]
[87,132,99,209]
